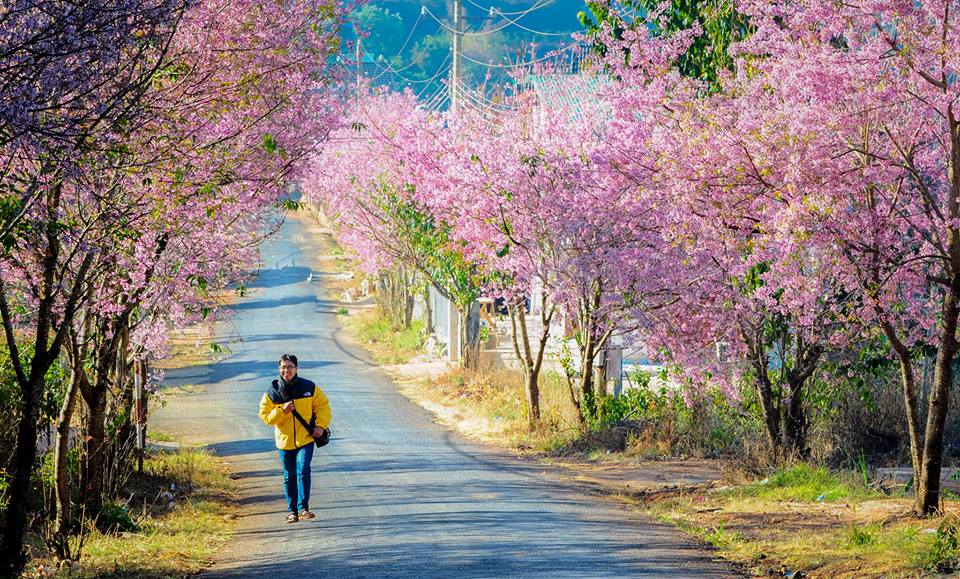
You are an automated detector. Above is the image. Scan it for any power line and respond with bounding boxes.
[457,42,584,69]
[463,0,554,16]
[392,53,452,86]
[486,10,573,37]
[422,3,559,37]
[456,81,513,112]
[392,10,424,60]
[413,52,454,95]
[368,55,424,83]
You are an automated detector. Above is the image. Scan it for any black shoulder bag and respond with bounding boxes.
[291,408,330,448]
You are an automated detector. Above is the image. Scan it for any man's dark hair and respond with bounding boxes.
[279,354,298,367]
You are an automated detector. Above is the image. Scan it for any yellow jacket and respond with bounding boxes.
[259,376,332,450]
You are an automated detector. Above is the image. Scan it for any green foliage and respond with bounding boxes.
[261,133,278,154]
[379,188,482,312]
[588,372,665,427]
[278,198,305,212]
[95,501,137,534]
[0,469,9,511]
[0,193,26,253]
[0,336,68,456]
[582,371,761,457]
[818,333,896,414]
[915,516,960,573]
[208,342,231,355]
[38,445,81,490]
[146,430,174,443]
[580,0,750,91]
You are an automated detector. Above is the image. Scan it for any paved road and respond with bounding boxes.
[152,214,737,578]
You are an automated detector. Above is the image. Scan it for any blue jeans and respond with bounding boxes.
[278,443,314,513]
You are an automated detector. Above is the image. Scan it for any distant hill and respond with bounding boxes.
[351,1,589,102]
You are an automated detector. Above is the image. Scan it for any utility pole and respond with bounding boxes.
[450,0,462,113]
[134,358,146,474]
[356,34,363,91]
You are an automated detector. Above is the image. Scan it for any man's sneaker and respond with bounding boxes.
[285,512,299,524]
[299,509,316,520]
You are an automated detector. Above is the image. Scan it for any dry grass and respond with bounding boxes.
[648,464,960,577]
[25,445,237,578]
[395,363,585,452]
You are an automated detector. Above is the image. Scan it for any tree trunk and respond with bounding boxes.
[782,342,820,460]
[880,321,925,514]
[376,270,412,331]
[0,190,91,576]
[509,302,542,427]
[422,284,434,335]
[755,369,781,455]
[577,282,605,422]
[0,370,46,575]
[458,300,480,369]
[783,378,808,459]
[402,269,414,329]
[579,329,597,420]
[918,277,960,515]
[80,382,109,510]
[52,357,85,558]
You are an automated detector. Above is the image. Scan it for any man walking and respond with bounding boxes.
[259,354,332,523]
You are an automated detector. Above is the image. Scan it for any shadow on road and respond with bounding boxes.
[207,522,719,578]
[164,358,340,387]
[241,333,320,343]
[232,295,316,312]
[250,265,312,288]
[209,439,277,457]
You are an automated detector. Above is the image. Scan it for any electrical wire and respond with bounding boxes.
[368,50,451,89]
[422,4,556,37]
[457,42,584,69]
[415,55,453,97]
[455,81,513,111]
[480,4,572,37]
[363,13,433,83]
[392,11,424,60]
[451,82,510,117]
[368,55,424,82]
[463,0,553,17]
[420,83,449,109]
[425,87,450,112]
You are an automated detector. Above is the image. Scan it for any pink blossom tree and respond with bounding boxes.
[0,0,348,570]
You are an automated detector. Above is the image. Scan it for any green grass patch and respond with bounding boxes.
[736,463,881,503]
[847,522,882,547]
[345,309,425,365]
[145,430,174,443]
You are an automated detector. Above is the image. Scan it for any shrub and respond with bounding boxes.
[584,371,764,459]
[916,516,960,573]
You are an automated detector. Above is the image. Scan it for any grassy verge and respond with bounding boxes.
[340,309,425,365]
[647,463,960,577]
[399,364,585,450]
[28,444,236,578]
